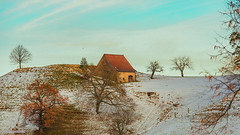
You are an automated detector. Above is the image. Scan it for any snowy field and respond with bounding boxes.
[126,73,240,135]
[0,67,240,135]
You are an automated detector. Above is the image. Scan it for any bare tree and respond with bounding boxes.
[147,61,164,79]
[171,56,193,77]
[109,109,137,135]
[191,0,240,134]
[9,45,32,69]
[81,71,127,114]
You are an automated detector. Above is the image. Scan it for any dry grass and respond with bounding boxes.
[44,104,89,135]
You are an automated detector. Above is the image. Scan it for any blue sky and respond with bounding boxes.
[0,0,227,76]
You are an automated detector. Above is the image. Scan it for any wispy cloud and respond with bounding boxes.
[17,0,92,31]
[0,0,68,25]
[3,0,42,15]
[16,0,171,32]
[16,0,127,32]
[3,0,67,16]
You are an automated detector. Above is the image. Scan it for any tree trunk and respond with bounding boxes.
[96,102,101,114]
[39,111,44,134]
[181,71,184,77]
[40,127,43,135]
[19,62,21,69]
[150,71,155,79]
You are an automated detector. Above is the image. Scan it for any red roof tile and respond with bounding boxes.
[104,54,136,72]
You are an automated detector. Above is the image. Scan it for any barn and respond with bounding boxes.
[94,54,136,83]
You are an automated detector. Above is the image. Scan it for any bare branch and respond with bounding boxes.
[171,56,193,77]
[9,45,32,69]
[147,61,164,79]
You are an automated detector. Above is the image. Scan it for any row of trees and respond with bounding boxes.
[147,56,193,79]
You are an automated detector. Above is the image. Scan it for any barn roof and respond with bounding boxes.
[104,54,136,72]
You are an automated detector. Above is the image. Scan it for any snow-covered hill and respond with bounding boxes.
[0,65,83,133]
[0,67,240,135]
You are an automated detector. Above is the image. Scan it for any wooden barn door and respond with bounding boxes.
[128,75,133,82]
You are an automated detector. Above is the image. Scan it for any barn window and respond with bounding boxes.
[128,75,134,82]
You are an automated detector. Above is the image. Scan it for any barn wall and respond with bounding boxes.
[118,72,136,83]
[94,56,118,81]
